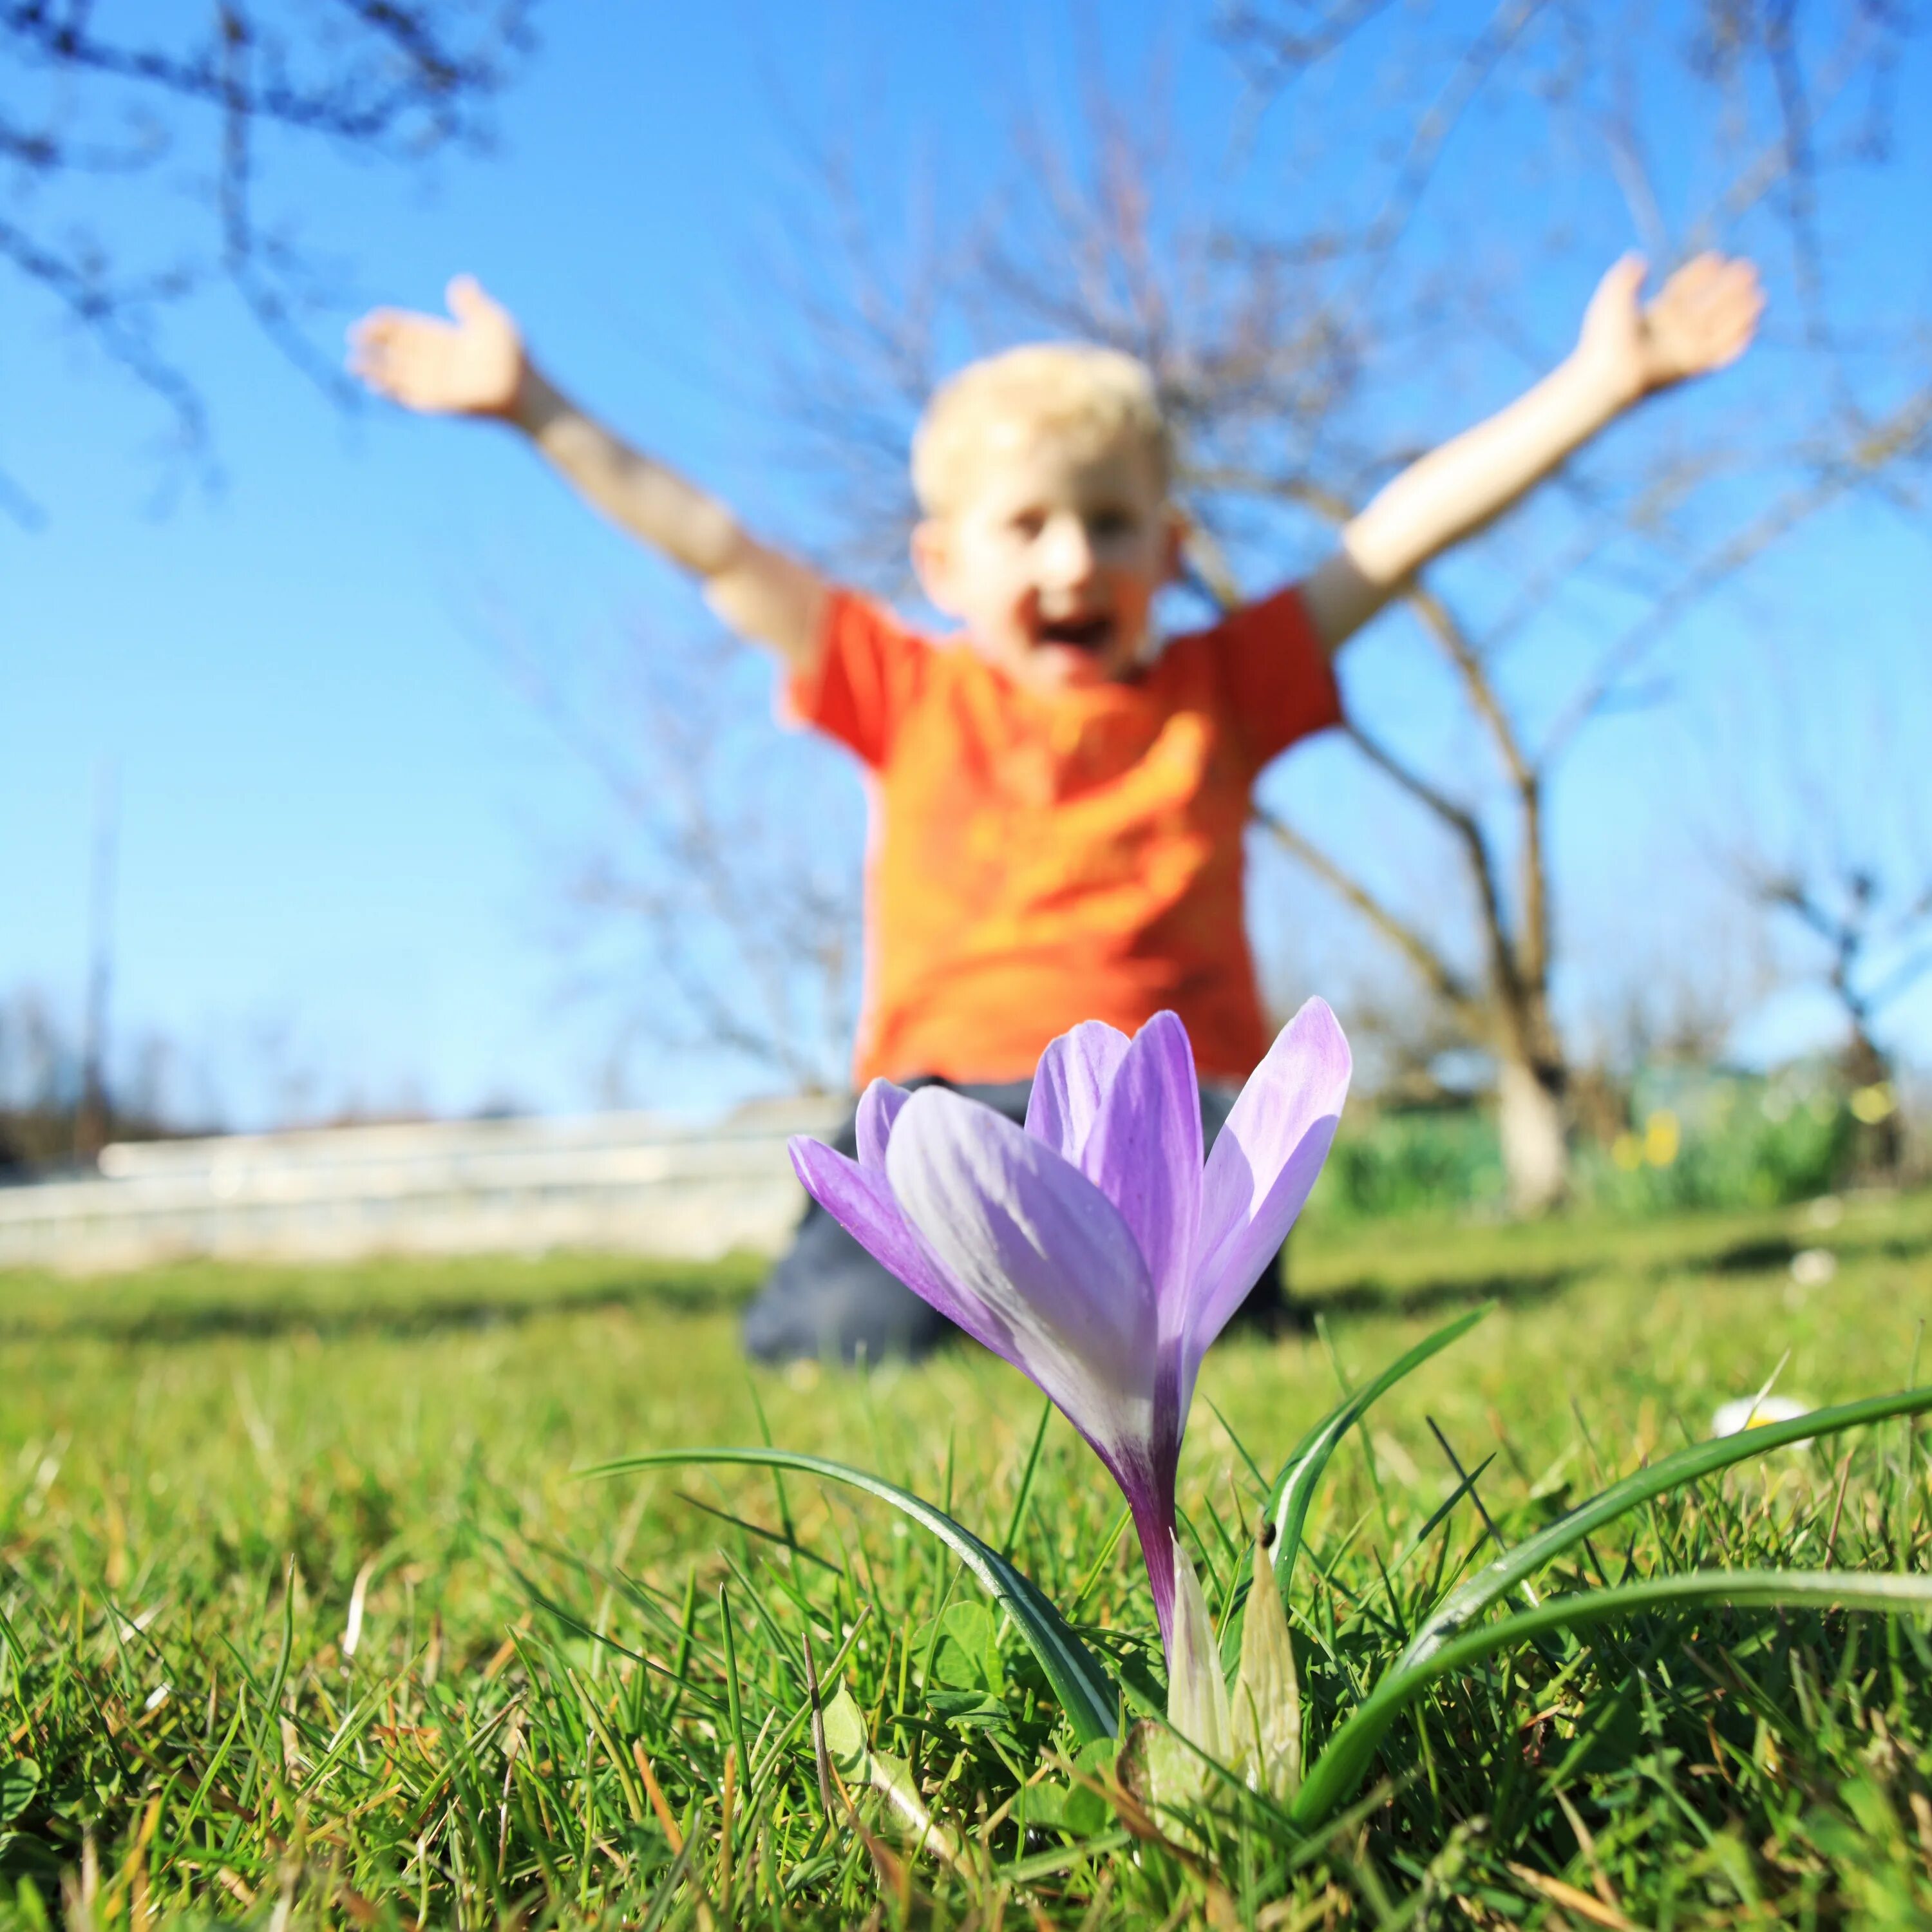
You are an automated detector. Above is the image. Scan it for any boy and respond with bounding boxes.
[350,252,1761,1359]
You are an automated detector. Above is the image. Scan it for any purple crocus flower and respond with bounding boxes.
[787,999,1350,1656]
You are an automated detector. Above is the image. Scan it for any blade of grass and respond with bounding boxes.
[1268,1307,1491,1598]
[583,1446,1119,1744]
[1294,1567,1932,1828]
[1403,1385,1932,1668]
[1000,1396,1054,1560]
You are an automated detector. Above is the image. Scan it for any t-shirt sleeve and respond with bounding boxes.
[780,588,930,770]
[1206,582,1345,773]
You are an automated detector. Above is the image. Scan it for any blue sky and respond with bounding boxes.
[5,3,1929,1124]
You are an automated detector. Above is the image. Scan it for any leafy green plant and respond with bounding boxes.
[1588,1066,1855,1212]
[600,1309,1932,1844]
[1309,1106,1508,1222]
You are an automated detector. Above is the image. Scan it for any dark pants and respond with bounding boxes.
[743,1075,1300,1364]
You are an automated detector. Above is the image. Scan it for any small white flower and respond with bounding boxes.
[1789,1247,1837,1287]
[1712,1393,1814,1448]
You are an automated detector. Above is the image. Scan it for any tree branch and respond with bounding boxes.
[1251,804,1482,1027]
[1542,383,1932,762]
[0,213,211,467]
[1401,582,1531,787]
[1343,718,1535,1034]
[0,3,533,147]
[0,3,538,489]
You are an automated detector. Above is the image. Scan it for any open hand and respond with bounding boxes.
[1577,252,1764,401]
[348,275,526,417]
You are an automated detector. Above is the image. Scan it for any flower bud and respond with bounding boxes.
[1165,1533,1232,1764]
[1229,1524,1301,1798]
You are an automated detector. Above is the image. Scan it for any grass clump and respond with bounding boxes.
[1,1191,1929,1926]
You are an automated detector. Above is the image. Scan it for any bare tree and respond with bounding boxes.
[500,618,864,1099]
[1,1,537,517]
[720,0,1929,1209]
[0,982,200,1168]
[1728,837,1931,1175]
[1701,623,1932,1176]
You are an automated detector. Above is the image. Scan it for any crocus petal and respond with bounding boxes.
[1165,1535,1231,1760]
[788,1136,1017,1363]
[886,1088,1159,1459]
[1080,1010,1202,1318]
[855,1077,913,1170]
[1186,999,1351,1378]
[1024,1019,1132,1164]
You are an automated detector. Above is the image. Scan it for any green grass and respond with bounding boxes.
[3,1191,1931,1927]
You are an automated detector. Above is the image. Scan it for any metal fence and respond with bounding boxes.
[0,1100,847,1274]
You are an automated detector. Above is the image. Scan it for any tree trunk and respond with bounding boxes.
[1498,1055,1568,1215]
[1842,1026,1904,1180]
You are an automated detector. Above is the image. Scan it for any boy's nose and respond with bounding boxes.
[1037,515,1099,587]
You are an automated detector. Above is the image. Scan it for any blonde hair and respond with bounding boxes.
[911,342,1173,516]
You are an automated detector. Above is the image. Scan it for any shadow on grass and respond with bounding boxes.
[1298,1217,1930,1323]
[0,1268,761,1349]
[1700,1235,1799,1274]
[1305,1265,1582,1323]
[10,1205,1926,1352]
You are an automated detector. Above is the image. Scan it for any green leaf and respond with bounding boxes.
[1063,1779,1113,1835]
[0,1759,37,1828]
[819,1680,869,1766]
[1293,1567,1932,1829]
[924,1687,1010,1728]
[1400,1384,1932,1672]
[583,1445,1118,1744]
[1016,1780,1066,1830]
[822,1682,964,1862]
[1265,1305,1491,1598]
[916,1601,1003,1692]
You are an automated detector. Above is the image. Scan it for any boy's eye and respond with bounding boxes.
[1090,507,1134,540]
[1010,510,1047,539]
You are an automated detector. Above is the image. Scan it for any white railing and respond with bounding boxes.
[0,1099,848,1273]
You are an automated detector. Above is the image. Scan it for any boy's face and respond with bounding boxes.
[911,428,1182,694]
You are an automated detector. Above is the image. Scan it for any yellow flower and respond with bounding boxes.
[1850,1083,1895,1125]
[1643,1110,1681,1167]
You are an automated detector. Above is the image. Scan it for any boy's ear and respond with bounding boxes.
[910,518,963,616]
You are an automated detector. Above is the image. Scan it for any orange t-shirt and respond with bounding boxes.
[788,586,1343,1087]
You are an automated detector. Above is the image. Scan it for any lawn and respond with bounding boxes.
[3,1188,1930,1927]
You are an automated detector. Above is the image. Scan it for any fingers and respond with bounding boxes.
[345,310,446,403]
[1659,252,1761,313]
[345,310,401,391]
[347,308,410,357]
[1584,252,1648,327]
[1656,253,1765,368]
[1602,251,1649,296]
[447,272,495,321]
[1704,263,1765,367]
[346,310,415,384]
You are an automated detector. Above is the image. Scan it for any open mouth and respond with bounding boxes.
[1035,613,1116,652]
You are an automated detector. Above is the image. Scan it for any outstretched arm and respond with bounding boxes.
[348,278,827,668]
[1299,253,1764,654]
